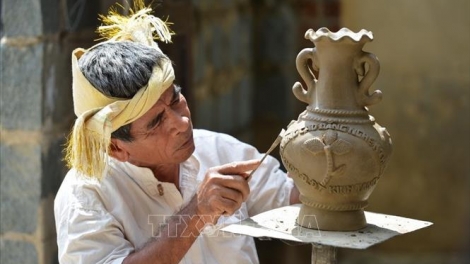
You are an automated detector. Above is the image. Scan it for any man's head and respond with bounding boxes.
[65,4,193,179]
[78,41,166,142]
[76,41,194,170]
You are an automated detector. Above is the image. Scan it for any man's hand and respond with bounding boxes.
[123,159,260,264]
[196,159,261,225]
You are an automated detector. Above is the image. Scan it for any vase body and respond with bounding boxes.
[279,28,392,231]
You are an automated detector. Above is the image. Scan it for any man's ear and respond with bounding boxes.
[109,138,130,162]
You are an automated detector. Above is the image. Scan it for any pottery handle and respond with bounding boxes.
[293,48,318,104]
[356,52,382,106]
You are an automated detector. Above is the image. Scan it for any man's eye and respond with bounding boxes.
[152,122,160,129]
[171,97,181,105]
[149,115,164,130]
[154,117,165,128]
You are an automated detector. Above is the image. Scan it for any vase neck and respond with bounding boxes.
[312,41,365,111]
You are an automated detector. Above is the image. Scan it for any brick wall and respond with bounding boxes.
[1,0,100,263]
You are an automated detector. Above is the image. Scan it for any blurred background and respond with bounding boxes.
[1,0,468,263]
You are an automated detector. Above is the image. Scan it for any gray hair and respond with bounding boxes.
[78,41,170,141]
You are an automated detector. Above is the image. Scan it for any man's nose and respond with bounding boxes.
[168,108,190,134]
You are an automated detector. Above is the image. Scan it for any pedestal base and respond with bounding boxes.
[222,205,433,264]
[298,205,367,231]
[222,204,433,249]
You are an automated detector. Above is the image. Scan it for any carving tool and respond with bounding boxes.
[247,129,286,181]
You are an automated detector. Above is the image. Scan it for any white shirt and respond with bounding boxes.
[54,129,293,264]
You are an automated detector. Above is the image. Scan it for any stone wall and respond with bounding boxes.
[340,0,470,262]
[1,0,101,263]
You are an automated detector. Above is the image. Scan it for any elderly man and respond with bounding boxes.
[54,4,299,264]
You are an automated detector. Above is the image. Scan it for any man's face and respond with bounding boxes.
[116,84,195,168]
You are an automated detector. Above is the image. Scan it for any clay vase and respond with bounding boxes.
[280,28,392,231]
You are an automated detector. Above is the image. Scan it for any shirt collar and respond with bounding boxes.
[109,154,201,201]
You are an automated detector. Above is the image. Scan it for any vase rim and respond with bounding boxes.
[305,27,374,43]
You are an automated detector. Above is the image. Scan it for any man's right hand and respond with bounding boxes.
[196,159,261,225]
[123,159,261,264]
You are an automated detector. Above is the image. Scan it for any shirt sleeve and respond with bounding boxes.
[195,130,295,218]
[245,154,294,216]
[56,205,134,264]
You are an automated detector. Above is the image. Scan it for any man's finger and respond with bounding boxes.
[207,174,250,200]
[216,159,261,176]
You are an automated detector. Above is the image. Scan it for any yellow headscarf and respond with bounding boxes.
[65,1,175,180]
